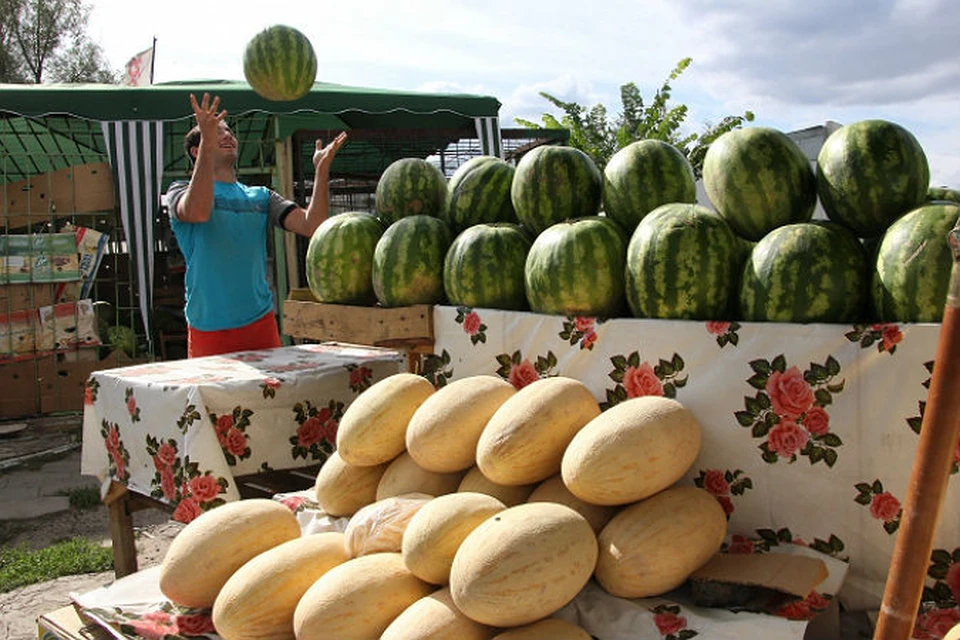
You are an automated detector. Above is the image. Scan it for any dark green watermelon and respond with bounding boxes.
[524,216,627,317]
[375,158,448,225]
[872,202,960,322]
[603,140,697,233]
[443,223,531,310]
[739,221,868,323]
[445,156,517,231]
[372,215,453,307]
[816,119,930,239]
[703,127,817,242]
[625,203,739,320]
[243,25,317,102]
[511,145,602,235]
[305,211,384,304]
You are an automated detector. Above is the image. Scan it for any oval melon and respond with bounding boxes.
[158,499,300,608]
[313,451,388,517]
[406,375,516,473]
[476,376,600,486]
[401,492,507,585]
[595,486,726,598]
[450,502,597,627]
[212,532,349,640]
[293,552,435,640]
[457,466,536,506]
[492,618,592,639]
[344,494,433,558]
[336,373,435,466]
[562,396,702,505]
[377,451,466,501]
[381,587,496,640]
[527,475,618,534]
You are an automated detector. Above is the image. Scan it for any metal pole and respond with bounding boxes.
[874,219,960,639]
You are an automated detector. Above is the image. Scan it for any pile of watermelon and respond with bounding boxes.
[304,119,959,325]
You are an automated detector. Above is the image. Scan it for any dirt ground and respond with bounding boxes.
[0,504,180,640]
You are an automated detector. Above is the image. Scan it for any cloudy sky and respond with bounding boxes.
[87,0,960,186]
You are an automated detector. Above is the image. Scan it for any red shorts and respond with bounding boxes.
[187,312,282,358]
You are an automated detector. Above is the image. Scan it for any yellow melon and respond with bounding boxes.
[336,372,435,466]
[313,451,388,517]
[527,475,618,534]
[212,532,349,640]
[406,375,516,473]
[381,587,496,640]
[491,617,592,639]
[945,623,960,640]
[401,492,506,585]
[344,493,433,557]
[293,552,435,640]
[457,466,535,506]
[449,502,597,627]
[562,396,702,506]
[376,451,465,501]
[158,498,301,608]
[476,376,600,486]
[595,485,726,598]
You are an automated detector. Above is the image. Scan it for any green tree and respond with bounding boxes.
[515,58,754,176]
[0,0,118,83]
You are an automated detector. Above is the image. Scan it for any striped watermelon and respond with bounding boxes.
[511,146,602,235]
[625,203,739,320]
[817,119,930,239]
[927,186,960,204]
[445,156,517,231]
[375,158,448,225]
[603,140,697,233]
[703,127,817,242]
[443,223,531,310]
[372,215,453,307]
[872,202,960,323]
[243,25,317,102]
[305,212,385,304]
[739,221,868,323]
[524,216,627,317]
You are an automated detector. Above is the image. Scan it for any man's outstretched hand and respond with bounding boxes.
[313,132,348,173]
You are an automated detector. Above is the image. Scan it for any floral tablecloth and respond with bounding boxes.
[80,343,404,523]
[424,305,960,634]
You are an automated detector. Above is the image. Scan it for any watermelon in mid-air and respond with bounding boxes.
[243,25,317,101]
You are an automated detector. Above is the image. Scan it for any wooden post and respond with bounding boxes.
[103,482,139,578]
[874,223,960,639]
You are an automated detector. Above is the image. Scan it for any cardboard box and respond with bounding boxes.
[0,358,41,417]
[0,282,80,311]
[0,233,81,284]
[37,604,112,640]
[2,163,114,227]
[36,300,100,352]
[0,308,38,358]
[38,349,116,414]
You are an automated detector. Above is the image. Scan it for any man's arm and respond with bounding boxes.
[282,133,349,237]
[176,93,226,223]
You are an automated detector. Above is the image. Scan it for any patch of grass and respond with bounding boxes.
[0,537,113,592]
[57,485,102,511]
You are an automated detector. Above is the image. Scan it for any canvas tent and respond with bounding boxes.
[0,79,505,353]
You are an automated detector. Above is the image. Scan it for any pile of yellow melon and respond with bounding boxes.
[157,372,727,640]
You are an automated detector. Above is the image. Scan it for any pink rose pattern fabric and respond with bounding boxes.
[650,604,698,639]
[855,479,903,534]
[100,420,130,484]
[601,351,687,410]
[561,315,603,350]
[455,305,488,345]
[85,602,216,639]
[495,349,558,390]
[146,435,228,523]
[694,468,753,519]
[208,406,252,466]
[846,322,904,355]
[913,548,960,639]
[290,399,343,461]
[705,320,741,348]
[735,354,845,466]
[905,360,959,476]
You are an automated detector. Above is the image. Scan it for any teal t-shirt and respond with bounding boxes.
[166,181,295,331]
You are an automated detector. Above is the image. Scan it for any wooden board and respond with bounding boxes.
[282,297,434,347]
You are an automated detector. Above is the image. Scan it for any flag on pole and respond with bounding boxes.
[122,43,155,86]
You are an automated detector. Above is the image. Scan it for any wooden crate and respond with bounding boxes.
[1,162,114,229]
[282,290,434,371]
